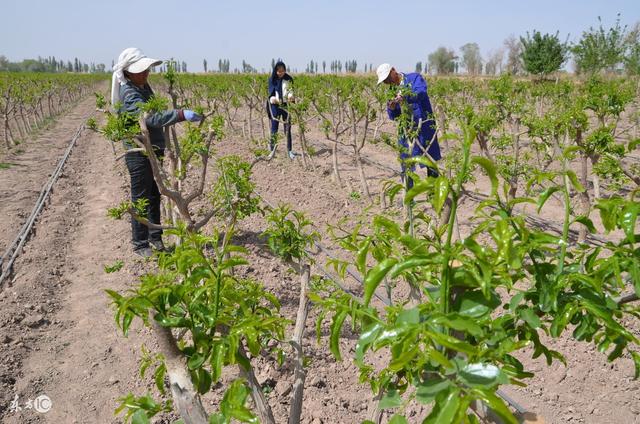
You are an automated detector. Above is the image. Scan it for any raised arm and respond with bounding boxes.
[121,84,183,128]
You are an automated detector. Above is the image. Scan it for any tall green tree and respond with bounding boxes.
[572,15,628,74]
[520,30,569,76]
[625,22,640,75]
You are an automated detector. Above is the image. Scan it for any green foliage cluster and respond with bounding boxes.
[262,204,319,263]
[520,30,569,76]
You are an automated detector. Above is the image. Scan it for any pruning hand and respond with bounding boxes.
[389,95,403,109]
[269,96,280,105]
[183,110,203,122]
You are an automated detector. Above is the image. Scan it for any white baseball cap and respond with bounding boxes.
[376,63,392,84]
[118,47,162,73]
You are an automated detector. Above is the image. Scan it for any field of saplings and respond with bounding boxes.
[1,69,639,424]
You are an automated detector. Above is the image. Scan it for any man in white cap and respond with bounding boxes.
[111,47,202,257]
[376,63,441,187]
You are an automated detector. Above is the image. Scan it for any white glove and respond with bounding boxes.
[270,96,279,105]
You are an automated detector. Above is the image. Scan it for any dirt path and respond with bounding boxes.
[0,100,159,423]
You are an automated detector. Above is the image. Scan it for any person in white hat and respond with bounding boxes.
[376,63,441,188]
[111,47,202,257]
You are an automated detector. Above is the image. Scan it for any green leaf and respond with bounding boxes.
[330,310,348,360]
[389,347,420,372]
[396,307,420,326]
[416,378,452,404]
[537,186,561,213]
[508,292,525,312]
[630,260,640,298]
[427,331,477,355]
[632,351,640,380]
[518,307,541,329]
[208,413,226,424]
[363,258,398,306]
[620,203,640,243]
[379,389,403,409]
[431,314,483,337]
[389,256,435,279]
[356,239,371,274]
[388,415,409,424]
[405,179,433,204]
[471,156,498,195]
[211,342,226,382]
[188,352,207,370]
[423,387,461,424]
[405,155,438,169]
[471,388,518,424]
[453,290,500,319]
[459,363,509,389]
[131,410,150,424]
[154,363,167,395]
[196,368,212,394]
[563,145,583,158]
[356,323,383,365]
[572,216,596,233]
[566,170,585,193]
[432,176,451,214]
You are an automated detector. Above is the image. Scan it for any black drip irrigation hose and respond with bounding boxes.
[0,118,89,287]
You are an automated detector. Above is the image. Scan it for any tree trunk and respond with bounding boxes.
[577,129,590,244]
[478,133,495,162]
[14,112,25,140]
[237,347,276,424]
[331,139,342,186]
[590,155,601,200]
[288,264,311,424]
[3,115,12,149]
[151,321,209,424]
[354,148,371,201]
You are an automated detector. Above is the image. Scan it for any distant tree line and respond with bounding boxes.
[425,14,640,77]
[10,14,637,78]
[0,55,107,73]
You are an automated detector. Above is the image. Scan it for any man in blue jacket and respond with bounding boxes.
[376,63,441,186]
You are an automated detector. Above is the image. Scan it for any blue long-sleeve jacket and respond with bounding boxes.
[387,73,441,161]
[119,81,182,150]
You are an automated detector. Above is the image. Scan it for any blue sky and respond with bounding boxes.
[2,0,639,72]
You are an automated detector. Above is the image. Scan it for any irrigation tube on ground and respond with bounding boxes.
[0,120,88,286]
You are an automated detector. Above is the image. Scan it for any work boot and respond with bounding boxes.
[149,239,166,252]
[133,246,153,258]
[267,147,276,160]
[288,150,296,160]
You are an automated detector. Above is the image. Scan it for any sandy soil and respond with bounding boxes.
[0,95,638,424]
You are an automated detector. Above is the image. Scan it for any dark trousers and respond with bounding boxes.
[125,150,163,249]
[269,104,292,151]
